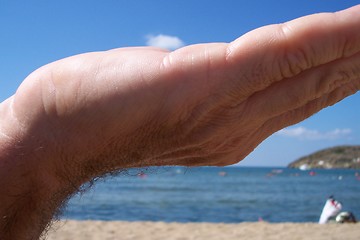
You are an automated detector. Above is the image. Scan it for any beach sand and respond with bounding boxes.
[45,220,360,240]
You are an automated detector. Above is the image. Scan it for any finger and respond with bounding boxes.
[244,50,360,122]
[226,5,360,96]
[258,79,360,140]
[220,81,360,166]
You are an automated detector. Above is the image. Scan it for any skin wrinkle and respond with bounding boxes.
[159,46,226,133]
[148,107,250,166]
[147,41,360,167]
[144,119,220,165]
[226,12,360,101]
[278,76,355,124]
[260,80,358,140]
[249,51,360,121]
[165,46,235,135]
[177,69,248,141]
[280,13,334,66]
[316,53,360,94]
[214,66,360,166]
[279,42,312,79]
[171,96,216,140]
[153,133,236,165]
[226,38,275,95]
[146,139,205,162]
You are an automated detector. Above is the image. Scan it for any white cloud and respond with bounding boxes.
[276,127,352,140]
[146,34,185,50]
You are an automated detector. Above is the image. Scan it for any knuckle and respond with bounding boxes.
[281,47,312,78]
[277,23,313,78]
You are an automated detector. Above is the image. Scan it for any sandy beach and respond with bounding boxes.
[45,220,360,240]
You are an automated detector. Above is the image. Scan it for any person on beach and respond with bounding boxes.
[319,196,342,224]
[319,196,357,224]
[0,5,360,240]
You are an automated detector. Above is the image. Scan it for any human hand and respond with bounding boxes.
[4,5,360,174]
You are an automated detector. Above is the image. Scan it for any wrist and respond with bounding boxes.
[0,96,66,239]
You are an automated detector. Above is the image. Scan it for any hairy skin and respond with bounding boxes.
[0,5,360,239]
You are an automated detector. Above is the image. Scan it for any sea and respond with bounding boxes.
[62,167,360,223]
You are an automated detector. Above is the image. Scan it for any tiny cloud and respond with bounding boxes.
[146,34,185,50]
[276,127,352,140]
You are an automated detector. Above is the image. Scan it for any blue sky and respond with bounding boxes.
[0,0,359,167]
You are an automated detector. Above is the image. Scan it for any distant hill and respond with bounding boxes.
[287,146,360,169]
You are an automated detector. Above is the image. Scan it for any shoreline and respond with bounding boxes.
[46,220,360,240]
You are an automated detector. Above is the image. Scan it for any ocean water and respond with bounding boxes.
[62,167,360,223]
